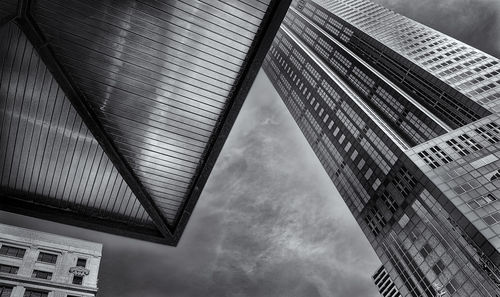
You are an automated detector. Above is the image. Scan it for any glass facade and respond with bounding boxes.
[262,0,500,296]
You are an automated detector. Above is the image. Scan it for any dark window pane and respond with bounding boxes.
[76,258,87,267]
[0,264,19,274]
[437,260,445,270]
[73,276,83,285]
[432,260,445,275]
[23,289,48,297]
[0,245,26,258]
[37,252,58,264]
[0,286,13,297]
[446,283,456,294]
[419,243,431,258]
[32,270,53,280]
[484,216,496,225]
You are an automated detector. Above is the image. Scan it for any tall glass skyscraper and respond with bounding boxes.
[262,0,500,296]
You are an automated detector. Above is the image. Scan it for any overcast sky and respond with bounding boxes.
[2,1,500,297]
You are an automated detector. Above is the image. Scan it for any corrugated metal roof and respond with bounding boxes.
[31,0,270,224]
[0,0,17,22]
[0,22,154,227]
[0,0,290,244]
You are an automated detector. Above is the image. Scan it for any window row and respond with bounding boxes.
[0,286,83,297]
[417,121,500,170]
[467,194,497,210]
[418,146,452,169]
[0,244,88,267]
[0,247,58,264]
[482,211,500,226]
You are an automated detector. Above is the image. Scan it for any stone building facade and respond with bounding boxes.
[0,224,101,297]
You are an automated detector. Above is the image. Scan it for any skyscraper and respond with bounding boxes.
[262,0,500,296]
[0,223,102,297]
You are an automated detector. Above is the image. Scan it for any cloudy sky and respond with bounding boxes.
[2,0,500,296]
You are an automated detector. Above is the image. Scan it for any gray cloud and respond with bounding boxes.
[0,72,380,297]
[200,75,381,297]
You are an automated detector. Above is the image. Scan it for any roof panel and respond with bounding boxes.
[30,0,273,223]
[0,22,155,228]
[0,0,17,23]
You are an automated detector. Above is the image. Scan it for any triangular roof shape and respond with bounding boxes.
[0,0,290,245]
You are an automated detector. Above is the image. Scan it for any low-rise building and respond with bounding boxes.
[0,224,102,297]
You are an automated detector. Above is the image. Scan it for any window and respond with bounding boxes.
[467,194,497,209]
[429,146,453,163]
[364,207,387,236]
[77,258,87,267]
[432,260,445,275]
[459,134,483,151]
[328,121,334,129]
[476,122,500,144]
[419,243,432,258]
[357,159,365,170]
[453,180,480,194]
[73,275,83,285]
[446,133,483,156]
[418,150,440,169]
[0,245,26,258]
[393,167,417,197]
[446,138,470,156]
[32,270,53,280]
[23,290,48,297]
[0,286,13,297]
[398,214,410,228]
[489,170,500,181]
[0,264,19,274]
[381,191,398,214]
[482,211,500,225]
[37,252,57,264]
[446,278,460,294]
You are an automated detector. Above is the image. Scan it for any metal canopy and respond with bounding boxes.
[0,0,290,245]
[0,0,17,25]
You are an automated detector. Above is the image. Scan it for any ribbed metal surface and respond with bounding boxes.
[30,0,270,222]
[0,22,154,227]
[0,0,17,22]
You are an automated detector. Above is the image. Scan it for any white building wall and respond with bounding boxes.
[0,223,102,297]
